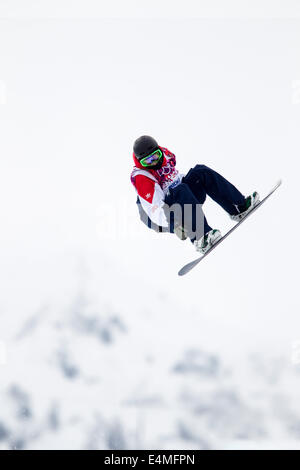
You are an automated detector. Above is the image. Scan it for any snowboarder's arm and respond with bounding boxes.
[134,175,169,228]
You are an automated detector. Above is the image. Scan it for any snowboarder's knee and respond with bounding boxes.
[192,164,211,173]
[183,165,212,185]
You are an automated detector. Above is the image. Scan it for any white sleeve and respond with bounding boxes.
[139,183,169,228]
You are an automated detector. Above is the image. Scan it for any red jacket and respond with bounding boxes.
[130,146,183,227]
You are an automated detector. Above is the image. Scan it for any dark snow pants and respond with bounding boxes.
[164,165,246,242]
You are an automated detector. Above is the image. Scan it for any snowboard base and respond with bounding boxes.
[178,180,282,276]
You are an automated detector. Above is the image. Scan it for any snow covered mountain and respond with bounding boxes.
[1,249,300,450]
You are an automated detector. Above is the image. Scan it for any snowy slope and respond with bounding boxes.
[1,249,300,450]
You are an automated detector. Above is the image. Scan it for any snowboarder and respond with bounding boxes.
[130,135,260,254]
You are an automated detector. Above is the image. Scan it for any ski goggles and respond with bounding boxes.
[139,149,163,168]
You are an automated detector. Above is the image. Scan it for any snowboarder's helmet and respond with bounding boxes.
[133,135,159,160]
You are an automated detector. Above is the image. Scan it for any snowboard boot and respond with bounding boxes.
[230,191,260,222]
[194,229,222,254]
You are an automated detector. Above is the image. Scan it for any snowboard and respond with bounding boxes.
[178,180,282,276]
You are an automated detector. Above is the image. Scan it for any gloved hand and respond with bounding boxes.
[174,223,188,241]
[162,202,187,239]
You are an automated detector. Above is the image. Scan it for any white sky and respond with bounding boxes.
[0,0,300,19]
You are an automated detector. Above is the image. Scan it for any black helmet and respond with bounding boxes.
[133,135,159,160]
